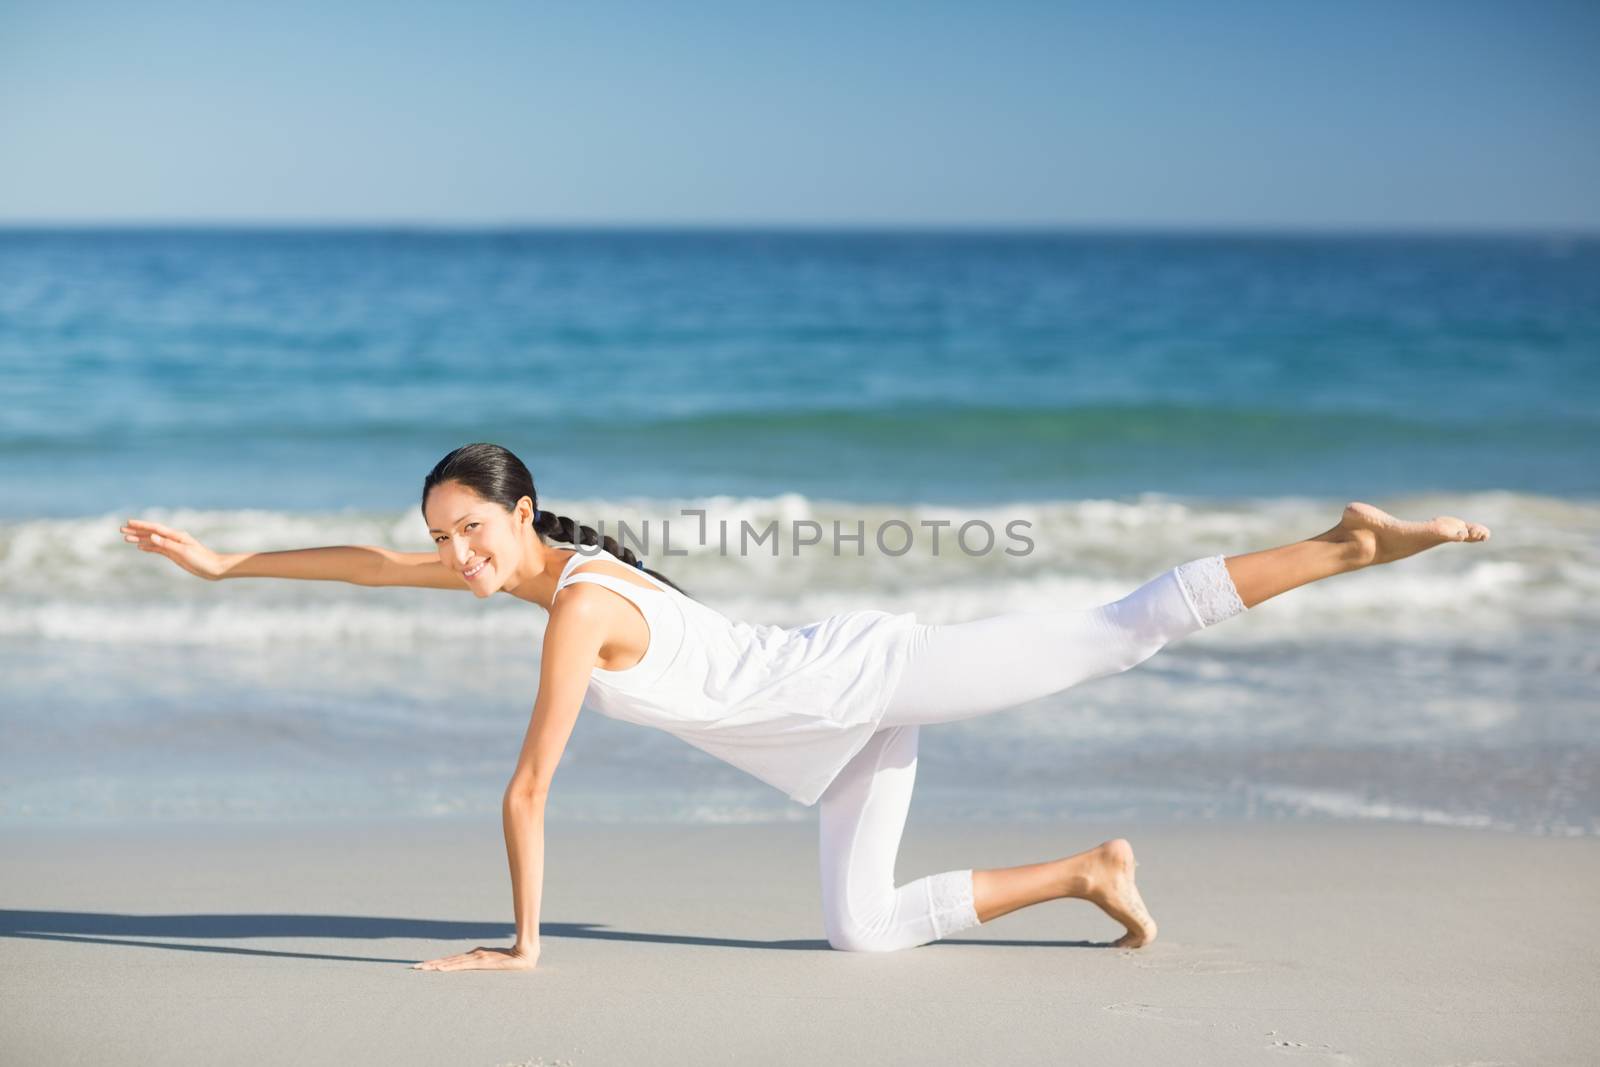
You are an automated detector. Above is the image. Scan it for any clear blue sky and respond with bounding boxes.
[2,0,1596,230]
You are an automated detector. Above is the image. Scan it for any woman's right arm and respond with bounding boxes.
[501,589,606,953]
[121,518,468,589]
[414,586,606,973]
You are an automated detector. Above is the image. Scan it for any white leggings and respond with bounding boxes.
[816,555,1248,952]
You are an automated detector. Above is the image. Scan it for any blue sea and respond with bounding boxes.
[2,227,1596,834]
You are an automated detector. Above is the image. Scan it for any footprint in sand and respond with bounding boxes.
[1116,942,1267,975]
[1264,1032,1357,1062]
[1103,1008,1360,1062]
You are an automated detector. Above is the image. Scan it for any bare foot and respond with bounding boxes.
[1083,838,1158,949]
[1335,501,1491,568]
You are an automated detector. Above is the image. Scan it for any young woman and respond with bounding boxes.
[120,442,1491,972]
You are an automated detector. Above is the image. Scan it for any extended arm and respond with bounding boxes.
[121,518,468,589]
[222,545,391,584]
[225,546,469,590]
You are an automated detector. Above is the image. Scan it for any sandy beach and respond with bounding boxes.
[3,815,1594,1065]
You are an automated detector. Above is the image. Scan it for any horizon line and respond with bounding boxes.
[1,218,1597,240]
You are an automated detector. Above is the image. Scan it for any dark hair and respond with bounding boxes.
[421,442,691,598]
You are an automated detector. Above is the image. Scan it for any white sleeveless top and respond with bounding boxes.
[550,547,920,805]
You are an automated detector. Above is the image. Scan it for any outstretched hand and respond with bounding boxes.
[121,518,227,581]
[412,944,540,972]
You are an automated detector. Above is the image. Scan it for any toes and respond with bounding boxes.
[1428,517,1492,543]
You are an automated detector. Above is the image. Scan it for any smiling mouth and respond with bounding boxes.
[464,558,490,578]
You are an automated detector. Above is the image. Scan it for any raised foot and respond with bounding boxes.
[1336,501,1491,567]
[1084,838,1159,949]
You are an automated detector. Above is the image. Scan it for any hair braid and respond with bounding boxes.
[531,509,688,594]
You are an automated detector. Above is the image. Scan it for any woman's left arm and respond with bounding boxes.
[413,589,607,973]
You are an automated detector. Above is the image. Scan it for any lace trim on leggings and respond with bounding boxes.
[1174,554,1247,628]
[926,869,981,940]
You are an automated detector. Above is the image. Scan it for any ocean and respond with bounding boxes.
[2,227,1596,833]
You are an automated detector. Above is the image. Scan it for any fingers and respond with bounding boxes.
[415,958,473,971]
[123,519,186,543]
[120,519,193,555]
[121,529,168,552]
[412,948,483,970]
[411,947,527,972]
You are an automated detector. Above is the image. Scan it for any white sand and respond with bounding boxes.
[3,816,1595,1065]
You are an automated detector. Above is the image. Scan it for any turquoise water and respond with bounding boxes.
[4,228,1597,510]
[2,228,1596,832]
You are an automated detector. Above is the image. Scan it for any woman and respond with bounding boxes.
[120,442,1492,972]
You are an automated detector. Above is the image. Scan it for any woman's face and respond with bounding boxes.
[424,481,531,598]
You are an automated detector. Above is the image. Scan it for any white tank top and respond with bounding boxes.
[550,547,920,805]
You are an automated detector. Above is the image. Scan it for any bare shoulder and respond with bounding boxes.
[550,578,613,619]
[543,581,611,668]
[546,580,620,640]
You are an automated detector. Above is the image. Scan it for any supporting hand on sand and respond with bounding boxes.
[412,944,541,973]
